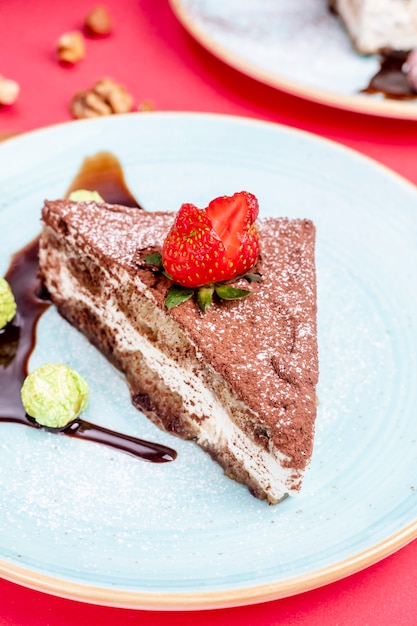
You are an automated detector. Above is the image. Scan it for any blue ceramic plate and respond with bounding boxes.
[170,0,417,119]
[0,113,416,609]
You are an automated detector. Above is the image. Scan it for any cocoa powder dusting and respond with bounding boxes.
[40,200,318,470]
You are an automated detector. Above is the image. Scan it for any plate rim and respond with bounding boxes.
[1,111,417,610]
[1,110,416,193]
[168,0,417,120]
[0,518,416,609]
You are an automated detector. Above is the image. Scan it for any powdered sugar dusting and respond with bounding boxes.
[48,201,175,268]
[41,201,318,469]
[181,218,318,437]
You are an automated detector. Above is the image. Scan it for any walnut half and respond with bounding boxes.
[70,77,134,118]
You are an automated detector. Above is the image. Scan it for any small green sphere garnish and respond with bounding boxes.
[21,363,89,428]
[0,277,17,329]
[68,189,104,202]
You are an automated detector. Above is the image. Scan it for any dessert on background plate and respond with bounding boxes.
[329,0,417,54]
[329,0,417,96]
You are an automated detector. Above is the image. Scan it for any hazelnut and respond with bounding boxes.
[84,6,112,37]
[0,75,20,106]
[57,31,85,64]
[70,77,134,118]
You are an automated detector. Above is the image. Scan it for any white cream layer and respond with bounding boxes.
[47,252,301,503]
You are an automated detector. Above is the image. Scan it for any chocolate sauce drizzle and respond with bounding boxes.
[0,152,176,463]
[362,51,417,100]
[65,151,144,208]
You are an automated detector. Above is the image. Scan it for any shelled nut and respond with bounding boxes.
[57,31,85,64]
[138,100,155,112]
[70,77,134,118]
[0,75,20,105]
[84,6,112,37]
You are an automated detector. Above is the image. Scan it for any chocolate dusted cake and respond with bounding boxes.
[39,198,318,504]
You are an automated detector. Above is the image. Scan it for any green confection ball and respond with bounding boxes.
[21,363,89,428]
[0,277,17,329]
[68,189,104,202]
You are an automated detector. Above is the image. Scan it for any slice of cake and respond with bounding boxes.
[39,198,318,504]
[329,0,417,54]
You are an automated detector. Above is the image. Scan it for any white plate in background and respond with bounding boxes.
[169,0,417,118]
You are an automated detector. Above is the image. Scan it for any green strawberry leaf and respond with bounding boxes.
[214,285,252,300]
[165,285,194,309]
[143,252,163,267]
[197,285,214,312]
[162,269,174,280]
[244,272,262,283]
[142,254,258,311]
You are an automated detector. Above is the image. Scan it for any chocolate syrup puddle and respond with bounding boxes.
[65,151,144,208]
[362,52,417,100]
[0,153,176,463]
[0,239,49,418]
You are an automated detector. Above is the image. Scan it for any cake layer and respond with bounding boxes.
[330,0,417,53]
[39,199,318,503]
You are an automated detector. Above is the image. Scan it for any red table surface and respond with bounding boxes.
[1,1,417,624]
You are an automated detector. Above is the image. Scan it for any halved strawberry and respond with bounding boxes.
[206,191,259,279]
[162,192,260,289]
